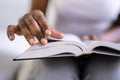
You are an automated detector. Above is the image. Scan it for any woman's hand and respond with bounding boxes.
[82,27,120,43]
[7,10,64,45]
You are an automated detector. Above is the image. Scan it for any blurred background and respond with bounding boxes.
[0,0,30,80]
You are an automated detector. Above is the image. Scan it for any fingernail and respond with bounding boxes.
[9,35,12,39]
[45,30,51,36]
[60,33,64,38]
[82,36,89,41]
[29,39,35,45]
[41,38,47,45]
[9,35,14,40]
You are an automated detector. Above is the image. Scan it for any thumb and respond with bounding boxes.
[7,25,17,41]
[51,28,64,39]
[7,25,22,41]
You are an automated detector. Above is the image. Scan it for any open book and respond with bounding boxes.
[14,34,120,61]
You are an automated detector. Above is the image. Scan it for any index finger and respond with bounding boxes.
[32,10,51,36]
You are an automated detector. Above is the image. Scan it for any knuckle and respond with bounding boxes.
[33,10,44,16]
[26,19,34,26]
[7,25,14,31]
[19,22,26,28]
[23,13,31,20]
[34,29,41,35]
[32,10,44,21]
[26,35,33,39]
[35,15,43,21]
[22,14,35,26]
[33,29,43,37]
[7,25,13,29]
[24,32,31,37]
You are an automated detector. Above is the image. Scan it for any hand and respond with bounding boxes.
[82,35,100,41]
[7,10,64,45]
[82,35,120,43]
[82,27,120,43]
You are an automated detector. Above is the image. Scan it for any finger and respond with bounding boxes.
[51,28,64,39]
[18,21,36,45]
[32,10,51,36]
[88,35,99,40]
[23,14,46,45]
[82,35,90,41]
[36,34,47,45]
[89,35,94,40]
[82,35,99,41]
[7,25,18,41]
[92,35,99,40]
[23,14,44,37]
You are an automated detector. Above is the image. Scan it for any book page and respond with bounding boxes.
[14,41,84,60]
[48,34,87,49]
[84,41,120,54]
[14,34,87,60]
[92,46,120,57]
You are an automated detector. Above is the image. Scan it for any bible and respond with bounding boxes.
[14,34,120,61]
